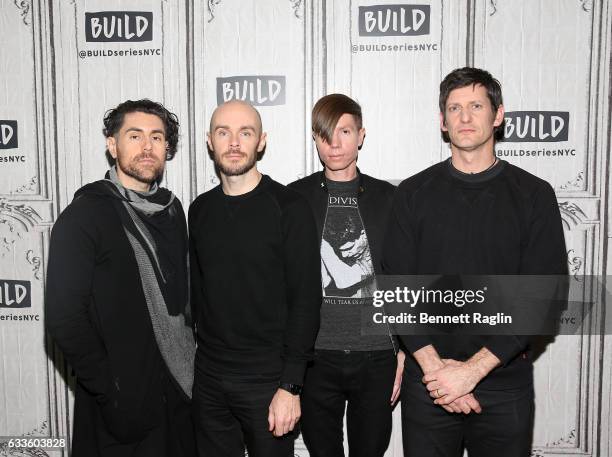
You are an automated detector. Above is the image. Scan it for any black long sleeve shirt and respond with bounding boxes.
[188,175,321,385]
[383,159,567,389]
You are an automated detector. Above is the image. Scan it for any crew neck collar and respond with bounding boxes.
[446,157,506,183]
[221,174,270,200]
[325,175,359,190]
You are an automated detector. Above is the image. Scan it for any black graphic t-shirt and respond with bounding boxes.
[316,177,392,351]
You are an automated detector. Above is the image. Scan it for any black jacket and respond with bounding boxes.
[46,185,194,455]
[289,170,398,352]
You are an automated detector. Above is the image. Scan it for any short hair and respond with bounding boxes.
[439,67,504,141]
[312,94,362,143]
[102,99,180,160]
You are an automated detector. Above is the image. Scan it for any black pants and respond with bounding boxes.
[192,354,294,457]
[300,349,396,457]
[401,378,534,457]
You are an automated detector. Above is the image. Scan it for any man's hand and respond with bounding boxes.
[427,360,482,414]
[440,393,482,414]
[422,349,500,405]
[412,345,444,374]
[412,346,488,412]
[390,350,405,405]
[268,389,301,437]
[422,359,480,405]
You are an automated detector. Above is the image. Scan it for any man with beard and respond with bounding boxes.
[189,100,321,457]
[46,100,196,456]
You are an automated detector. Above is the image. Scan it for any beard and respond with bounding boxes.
[117,153,165,184]
[213,149,258,177]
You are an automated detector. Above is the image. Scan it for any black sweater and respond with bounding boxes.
[383,159,567,389]
[188,175,321,385]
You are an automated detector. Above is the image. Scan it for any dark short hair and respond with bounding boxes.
[312,94,362,143]
[439,67,504,141]
[102,99,180,160]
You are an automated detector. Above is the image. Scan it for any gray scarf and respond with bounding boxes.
[106,167,195,399]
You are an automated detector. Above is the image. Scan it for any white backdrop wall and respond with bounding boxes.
[0,1,611,456]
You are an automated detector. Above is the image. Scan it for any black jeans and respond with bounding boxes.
[300,349,396,457]
[192,353,295,457]
[401,379,534,457]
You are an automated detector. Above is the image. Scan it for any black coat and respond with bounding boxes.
[46,190,195,456]
[288,170,395,277]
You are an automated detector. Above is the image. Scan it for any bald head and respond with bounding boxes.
[209,100,263,135]
[207,99,267,178]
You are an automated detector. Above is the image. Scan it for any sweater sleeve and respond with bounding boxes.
[280,197,322,385]
[382,186,433,354]
[45,203,111,399]
[483,182,568,365]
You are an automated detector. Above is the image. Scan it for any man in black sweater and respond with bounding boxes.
[383,68,567,456]
[289,94,404,457]
[46,100,196,456]
[189,100,321,457]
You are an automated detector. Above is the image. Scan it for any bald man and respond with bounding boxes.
[188,100,322,457]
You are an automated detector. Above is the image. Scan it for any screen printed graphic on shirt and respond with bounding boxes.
[317,179,392,351]
[321,185,375,300]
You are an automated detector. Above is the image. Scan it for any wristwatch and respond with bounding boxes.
[278,382,302,395]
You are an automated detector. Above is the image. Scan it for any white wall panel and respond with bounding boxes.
[192,0,311,191]
[53,0,190,206]
[326,0,445,181]
[0,0,60,454]
[0,1,46,197]
[473,0,605,196]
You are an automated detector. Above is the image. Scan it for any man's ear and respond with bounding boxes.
[206,132,213,151]
[106,136,117,159]
[493,104,505,127]
[439,112,448,132]
[358,128,366,148]
[257,132,267,152]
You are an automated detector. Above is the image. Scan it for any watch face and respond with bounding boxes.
[280,383,302,395]
[290,385,302,395]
